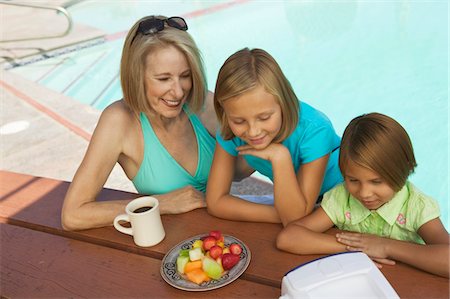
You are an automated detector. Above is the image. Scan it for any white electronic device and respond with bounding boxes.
[280,252,399,299]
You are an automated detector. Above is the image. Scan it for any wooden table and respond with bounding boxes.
[1,171,448,298]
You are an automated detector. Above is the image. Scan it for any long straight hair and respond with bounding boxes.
[214,48,299,142]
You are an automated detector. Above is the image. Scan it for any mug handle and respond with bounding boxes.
[113,214,133,236]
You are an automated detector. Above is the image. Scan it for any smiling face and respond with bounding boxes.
[344,159,396,210]
[144,45,192,118]
[222,85,282,149]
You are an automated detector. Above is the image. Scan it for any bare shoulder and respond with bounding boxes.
[96,100,138,133]
[101,100,135,123]
[197,91,218,135]
[89,100,140,148]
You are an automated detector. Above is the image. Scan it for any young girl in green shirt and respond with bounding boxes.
[277,113,449,277]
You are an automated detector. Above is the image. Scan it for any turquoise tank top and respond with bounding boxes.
[217,101,343,196]
[132,106,215,194]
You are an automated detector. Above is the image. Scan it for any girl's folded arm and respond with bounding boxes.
[240,144,330,226]
[385,218,449,278]
[274,153,330,226]
[297,154,331,215]
[271,145,306,226]
[206,144,280,223]
[277,207,344,254]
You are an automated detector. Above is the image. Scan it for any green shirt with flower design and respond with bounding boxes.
[321,181,441,244]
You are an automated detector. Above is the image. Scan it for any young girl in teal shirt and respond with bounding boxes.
[206,48,342,226]
[277,113,449,277]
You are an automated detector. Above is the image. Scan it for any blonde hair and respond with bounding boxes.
[339,113,417,191]
[120,15,207,115]
[214,48,299,141]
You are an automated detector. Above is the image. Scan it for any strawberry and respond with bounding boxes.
[209,245,223,259]
[229,243,242,255]
[209,230,224,242]
[202,236,217,251]
[222,253,240,270]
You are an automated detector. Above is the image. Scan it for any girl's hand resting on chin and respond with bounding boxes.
[237,143,290,163]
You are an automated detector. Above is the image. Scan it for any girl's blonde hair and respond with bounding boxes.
[339,113,417,191]
[214,48,299,141]
[120,15,207,115]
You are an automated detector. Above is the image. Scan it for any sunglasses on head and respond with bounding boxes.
[131,16,188,44]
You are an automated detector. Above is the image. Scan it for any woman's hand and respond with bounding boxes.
[336,232,396,267]
[155,185,206,214]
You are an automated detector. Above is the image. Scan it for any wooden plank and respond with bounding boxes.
[0,170,139,230]
[1,224,280,298]
[1,171,448,298]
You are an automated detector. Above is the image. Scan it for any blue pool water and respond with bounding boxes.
[9,0,448,229]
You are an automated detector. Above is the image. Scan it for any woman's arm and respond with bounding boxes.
[206,144,280,223]
[336,218,450,277]
[62,103,208,231]
[277,207,344,254]
[61,103,134,230]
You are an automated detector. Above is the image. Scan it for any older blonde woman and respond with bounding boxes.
[62,16,217,230]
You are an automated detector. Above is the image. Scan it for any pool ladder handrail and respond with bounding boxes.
[0,1,74,43]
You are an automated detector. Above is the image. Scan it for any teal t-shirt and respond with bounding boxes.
[321,182,441,244]
[132,106,215,194]
[216,101,343,195]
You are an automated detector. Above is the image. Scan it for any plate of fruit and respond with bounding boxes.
[160,230,251,291]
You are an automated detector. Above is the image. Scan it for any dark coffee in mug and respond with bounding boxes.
[133,206,153,213]
[114,196,165,247]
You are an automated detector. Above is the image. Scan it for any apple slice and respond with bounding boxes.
[189,247,204,261]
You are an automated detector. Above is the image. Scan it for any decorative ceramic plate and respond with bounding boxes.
[160,234,251,291]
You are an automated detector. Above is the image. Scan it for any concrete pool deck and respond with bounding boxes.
[1,69,273,196]
[0,0,272,196]
[1,1,134,189]
[1,70,138,192]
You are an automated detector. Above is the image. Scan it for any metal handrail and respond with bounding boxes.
[0,1,73,43]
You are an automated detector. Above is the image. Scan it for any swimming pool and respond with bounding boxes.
[9,0,448,229]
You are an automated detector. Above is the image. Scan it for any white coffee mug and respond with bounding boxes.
[113,196,165,247]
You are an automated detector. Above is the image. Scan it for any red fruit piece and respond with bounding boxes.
[209,245,223,259]
[222,253,240,270]
[209,230,224,242]
[230,243,242,255]
[202,236,217,251]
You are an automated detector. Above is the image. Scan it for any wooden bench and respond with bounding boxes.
[1,171,448,298]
